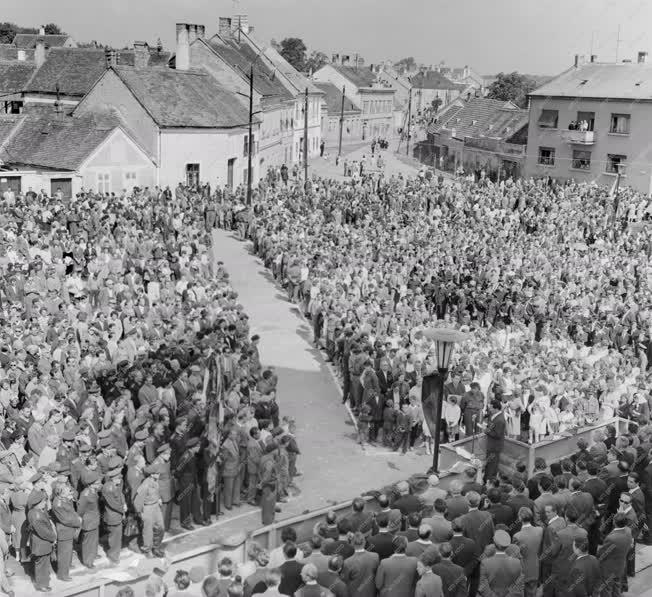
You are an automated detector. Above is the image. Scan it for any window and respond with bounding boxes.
[606,154,627,173]
[538,109,559,128]
[537,147,555,166]
[185,163,200,187]
[96,172,111,194]
[610,113,630,134]
[123,171,137,189]
[576,111,595,131]
[572,150,591,170]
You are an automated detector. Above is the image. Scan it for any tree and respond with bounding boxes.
[394,56,416,72]
[43,23,64,35]
[304,50,328,74]
[278,37,307,71]
[0,22,37,44]
[486,72,537,108]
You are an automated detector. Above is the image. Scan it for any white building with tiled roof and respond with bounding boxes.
[74,64,259,190]
[524,53,652,193]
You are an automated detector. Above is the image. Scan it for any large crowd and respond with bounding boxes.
[0,182,298,593]
[251,166,652,452]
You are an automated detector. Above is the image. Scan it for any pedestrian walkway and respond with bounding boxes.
[211,229,429,509]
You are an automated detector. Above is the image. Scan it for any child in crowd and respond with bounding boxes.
[382,398,396,446]
[443,395,461,442]
[358,404,372,446]
[528,400,546,444]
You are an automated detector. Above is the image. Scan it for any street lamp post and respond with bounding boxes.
[422,328,467,473]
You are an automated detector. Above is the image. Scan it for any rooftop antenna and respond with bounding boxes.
[616,24,622,62]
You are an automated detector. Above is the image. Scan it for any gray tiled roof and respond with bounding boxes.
[428,98,528,140]
[409,71,460,90]
[330,65,376,88]
[0,61,37,94]
[12,34,71,50]
[0,114,115,170]
[0,45,35,61]
[113,67,252,128]
[315,82,360,114]
[530,62,652,100]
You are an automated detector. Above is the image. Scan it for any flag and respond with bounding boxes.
[421,372,445,440]
[205,351,224,499]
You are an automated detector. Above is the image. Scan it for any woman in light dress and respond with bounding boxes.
[504,396,525,440]
[528,398,547,444]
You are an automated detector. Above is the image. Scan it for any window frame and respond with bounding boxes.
[537,146,555,166]
[609,113,630,135]
[605,153,627,174]
[538,109,559,129]
[571,149,592,170]
[185,163,200,187]
[96,171,111,194]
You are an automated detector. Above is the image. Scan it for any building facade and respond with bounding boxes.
[74,66,256,190]
[524,55,652,194]
[313,64,395,139]
[315,82,362,147]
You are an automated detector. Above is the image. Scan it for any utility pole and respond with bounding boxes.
[338,85,345,158]
[406,87,412,157]
[304,88,309,185]
[246,64,254,205]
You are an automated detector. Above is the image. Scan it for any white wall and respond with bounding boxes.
[159,127,257,189]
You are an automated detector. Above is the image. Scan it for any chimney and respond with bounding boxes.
[638,51,648,63]
[35,40,46,68]
[574,54,580,67]
[133,41,149,69]
[17,49,26,61]
[232,14,249,34]
[104,48,118,69]
[195,25,205,40]
[218,17,232,38]
[175,23,190,70]
[590,54,597,63]
[38,25,45,36]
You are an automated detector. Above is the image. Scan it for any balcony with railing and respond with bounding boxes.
[562,129,595,145]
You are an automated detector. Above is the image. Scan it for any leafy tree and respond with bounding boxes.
[43,23,64,35]
[394,56,416,72]
[278,37,307,71]
[304,50,328,74]
[0,22,37,44]
[486,71,537,108]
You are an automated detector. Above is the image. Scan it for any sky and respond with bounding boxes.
[5,0,652,76]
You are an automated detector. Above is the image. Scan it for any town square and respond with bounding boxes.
[2,1,652,596]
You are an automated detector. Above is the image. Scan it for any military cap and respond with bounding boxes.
[156,443,171,454]
[62,430,76,442]
[82,471,100,486]
[27,489,47,508]
[134,429,149,441]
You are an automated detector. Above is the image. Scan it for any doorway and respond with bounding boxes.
[227,158,236,189]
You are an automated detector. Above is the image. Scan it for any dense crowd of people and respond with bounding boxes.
[0,182,299,592]
[124,428,652,597]
[250,168,652,454]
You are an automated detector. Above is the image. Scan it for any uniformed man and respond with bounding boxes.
[27,489,56,592]
[175,436,201,530]
[77,471,101,568]
[144,444,174,532]
[96,431,117,474]
[0,484,13,547]
[102,457,126,564]
[134,468,165,558]
[50,483,81,581]
[70,443,91,493]
[56,429,78,470]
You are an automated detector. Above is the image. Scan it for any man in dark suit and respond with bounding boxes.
[627,472,646,524]
[365,389,384,444]
[367,513,396,560]
[317,556,349,597]
[450,517,480,596]
[393,481,424,517]
[513,507,542,597]
[460,491,495,554]
[507,481,535,528]
[341,532,379,597]
[446,481,470,521]
[416,548,444,597]
[483,400,506,481]
[607,461,631,515]
[569,478,596,532]
[375,536,418,597]
[479,530,523,597]
[598,513,633,597]
[397,512,422,543]
[549,508,588,597]
[487,488,514,528]
[278,541,304,596]
[376,361,393,399]
[640,449,652,544]
[569,537,601,597]
[321,519,355,560]
[374,494,403,534]
[28,489,57,591]
[345,497,375,537]
[433,542,467,597]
